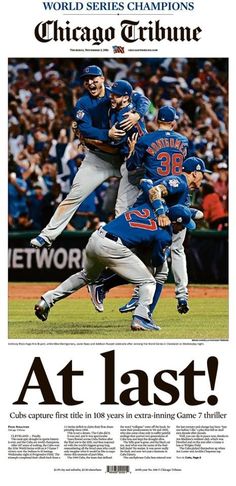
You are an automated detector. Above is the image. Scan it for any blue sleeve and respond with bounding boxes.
[190,208,204,219]
[131,91,150,117]
[74,99,109,141]
[126,138,147,170]
[160,177,185,196]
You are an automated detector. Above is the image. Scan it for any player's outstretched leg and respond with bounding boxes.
[35,298,50,321]
[131,314,161,331]
[171,229,189,314]
[88,272,129,312]
[31,235,52,249]
[130,282,161,331]
[31,152,119,249]
[88,282,106,312]
[119,288,139,313]
[34,271,88,321]
[120,257,168,318]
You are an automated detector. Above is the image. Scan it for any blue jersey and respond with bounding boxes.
[127,129,189,180]
[73,87,150,142]
[103,202,172,268]
[109,102,147,156]
[138,174,190,209]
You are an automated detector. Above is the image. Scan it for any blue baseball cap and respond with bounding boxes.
[80,65,103,78]
[182,157,212,174]
[157,106,179,122]
[168,204,196,230]
[111,80,133,97]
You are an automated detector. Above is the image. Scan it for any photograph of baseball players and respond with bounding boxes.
[8,58,228,339]
[34,200,197,332]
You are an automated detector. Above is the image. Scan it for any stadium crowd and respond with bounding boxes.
[8,57,228,232]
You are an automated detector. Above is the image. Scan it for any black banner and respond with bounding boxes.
[8,231,91,282]
[9,230,228,284]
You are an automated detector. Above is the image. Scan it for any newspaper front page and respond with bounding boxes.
[1,1,234,484]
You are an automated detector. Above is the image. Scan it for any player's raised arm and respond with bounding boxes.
[127,132,139,158]
[126,133,147,166]
[124,134,147,185]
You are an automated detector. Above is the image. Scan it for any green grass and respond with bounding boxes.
[8,297,228,340]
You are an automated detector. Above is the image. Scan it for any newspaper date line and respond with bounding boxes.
[13,351,218,407]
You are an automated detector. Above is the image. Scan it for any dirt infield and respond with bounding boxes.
[9,283,228,300]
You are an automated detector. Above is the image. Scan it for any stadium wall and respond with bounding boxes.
[8,230,228,284]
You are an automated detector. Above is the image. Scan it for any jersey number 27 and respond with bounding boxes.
[125,208,157,231]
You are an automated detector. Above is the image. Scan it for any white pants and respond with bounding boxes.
[41,150,120,241]
[171,229,188,300]
[134,229,188,300]
[115,161,140,216]
[40,151,139,242]
[43,229,156,320]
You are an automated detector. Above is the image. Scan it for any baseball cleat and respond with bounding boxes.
[177,298,189,314]
[119,296,139,313]
[88,283,105,312]
[131,315,161,331]
[30,235,52,249]
[34,298,50,321]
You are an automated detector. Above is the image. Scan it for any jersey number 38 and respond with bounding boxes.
[157,152,183,176]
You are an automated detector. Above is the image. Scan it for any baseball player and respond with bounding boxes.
[88,157,209,315]
[89,105,191,314]
[30,67,150,249]
[126,105,191,313]
[105,79,147,215]
[34,201,196,331]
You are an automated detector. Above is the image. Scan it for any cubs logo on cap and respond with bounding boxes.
[110,80,133,97]
[168,204,196,230]
[80,65,103,78]
[182,157,212,174]
[157,106,179,122]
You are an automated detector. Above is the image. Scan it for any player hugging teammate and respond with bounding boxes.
[33,64,209,330]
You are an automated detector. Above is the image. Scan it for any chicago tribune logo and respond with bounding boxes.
[34,20,202,45]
